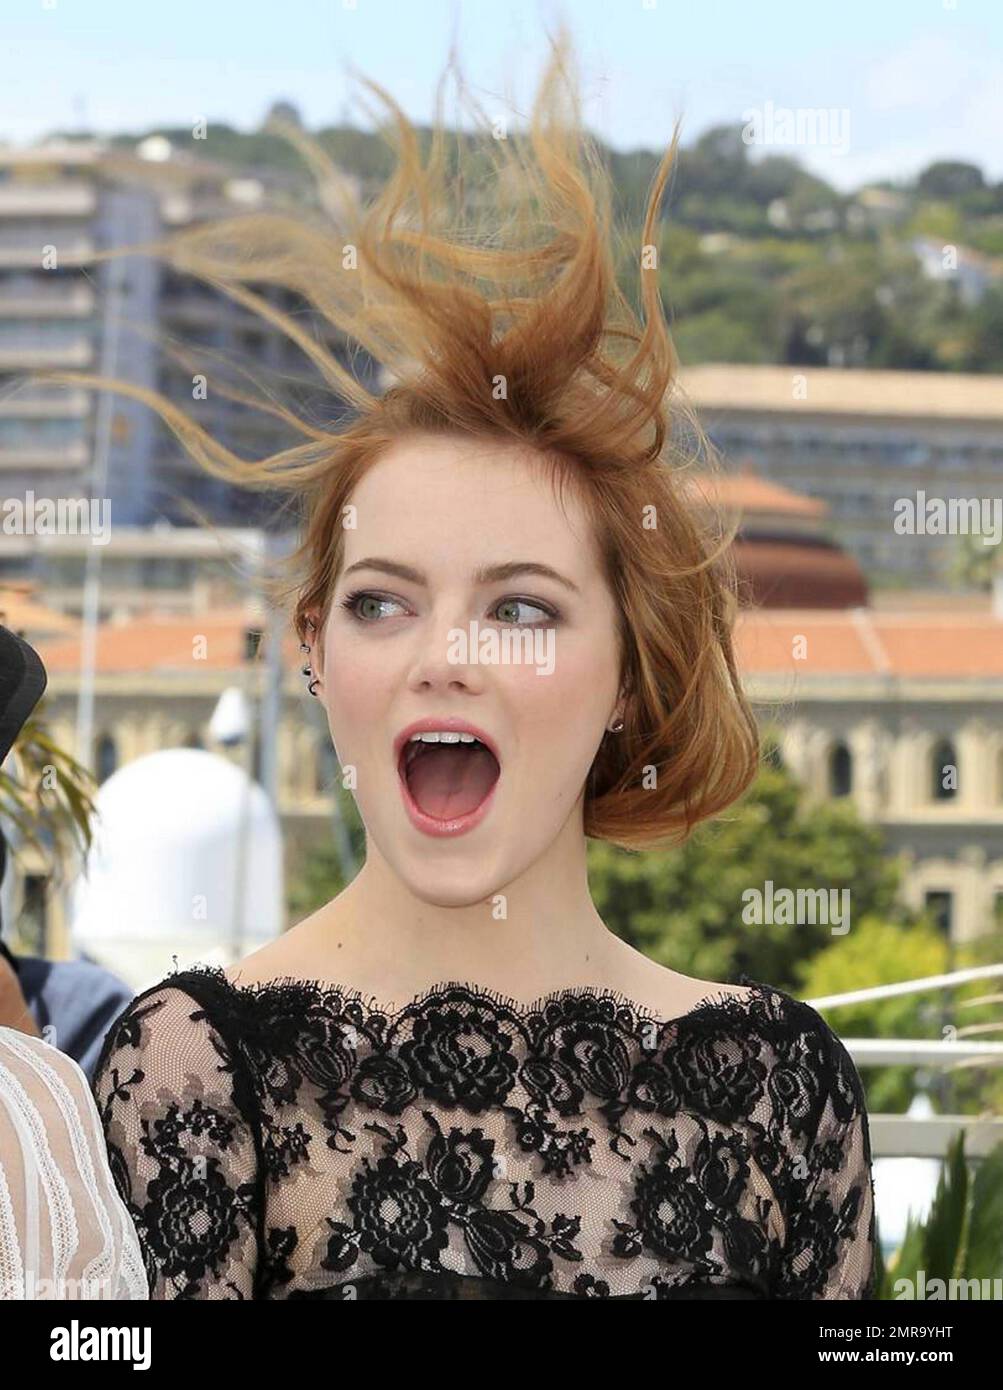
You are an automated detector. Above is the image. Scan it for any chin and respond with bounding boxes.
[390,850,519,912]
[407,869,509,911]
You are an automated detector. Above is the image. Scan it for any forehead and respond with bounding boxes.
[344,433,599,573]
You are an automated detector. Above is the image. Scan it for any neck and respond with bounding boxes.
[313,819,615,1000]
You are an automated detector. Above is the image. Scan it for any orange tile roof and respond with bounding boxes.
[31,605,1003,681]
[35,610,289,674]
[735,609,1003,678]
[0,585,80,639]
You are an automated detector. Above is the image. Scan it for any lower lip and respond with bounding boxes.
[397,751,499,838]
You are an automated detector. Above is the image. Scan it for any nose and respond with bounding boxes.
[404,604,486,694]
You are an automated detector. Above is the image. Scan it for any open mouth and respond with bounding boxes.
[398,733,501,822]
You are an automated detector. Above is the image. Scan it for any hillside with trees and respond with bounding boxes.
[80,109,1003,373]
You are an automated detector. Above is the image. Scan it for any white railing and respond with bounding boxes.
[808,965,1003,1160]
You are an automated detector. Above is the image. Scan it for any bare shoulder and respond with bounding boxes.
[658,971,754,1018]
[606,939,753,1018]
[223,906,343,989]
[223,938,296,989]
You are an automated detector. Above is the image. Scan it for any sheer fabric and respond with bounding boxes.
[0,1026,148,1300]
[91,967,875,1300]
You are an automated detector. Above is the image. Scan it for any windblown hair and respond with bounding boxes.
[35,30,759,850]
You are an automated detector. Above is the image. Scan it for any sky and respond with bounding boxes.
[1,0,1001,192]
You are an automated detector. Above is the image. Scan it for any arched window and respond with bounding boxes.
[924,890,953,936]
[95,733,118,784]
[828,742,853,798]
[930,739,958,801]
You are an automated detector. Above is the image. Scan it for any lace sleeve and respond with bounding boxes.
[775,1015,877,1300]
[0,1026,147,1299]
[91,983,262,1300]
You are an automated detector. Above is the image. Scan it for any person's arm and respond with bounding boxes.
[0,1026,148,1299]
[14,956,135,1082]
[773,1021,877,1300]
[0,948,41,1038]
[91,982,262,1299]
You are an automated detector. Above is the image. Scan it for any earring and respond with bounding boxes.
[608,717,624,733]
[300,633,320,696]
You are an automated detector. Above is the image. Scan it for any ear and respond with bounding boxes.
[302,607,324,677]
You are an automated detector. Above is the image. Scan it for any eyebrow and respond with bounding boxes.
[341,557,581,595]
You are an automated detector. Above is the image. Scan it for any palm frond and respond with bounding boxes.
[0,703,97,887]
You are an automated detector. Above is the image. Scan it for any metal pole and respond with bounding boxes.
[807,963,1003,1009]
[74,241,127,771]
[231,652,257,963]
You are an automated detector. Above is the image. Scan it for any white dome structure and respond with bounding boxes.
[71,748,283,989]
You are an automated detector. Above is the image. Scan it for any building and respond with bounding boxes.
[0,524,273,621]
[739,586,1003,942]
[684,471,869,608]
[679,363,1003,588]
[0,136,371,528]
[0,581,80,642]
[3,569,996,955]
[910,236,1001,309]
[9,606,337,956]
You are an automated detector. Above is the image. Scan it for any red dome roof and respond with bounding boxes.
[733,538,869,609]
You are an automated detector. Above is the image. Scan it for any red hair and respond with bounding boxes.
[32,28,759,849]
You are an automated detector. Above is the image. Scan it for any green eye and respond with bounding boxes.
[359,595,389,621]
[340,591,406,622]
[341,590,558,626]
[494,598,555,625]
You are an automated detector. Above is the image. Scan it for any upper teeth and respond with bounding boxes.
[408,731,481,744]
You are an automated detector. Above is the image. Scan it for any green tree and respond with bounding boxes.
[1,701,97,954]
[950,528,1003,590]
[916,161,986,200]
[964,284,1003,371]
[587,755,914,991]
[286,787,365,920]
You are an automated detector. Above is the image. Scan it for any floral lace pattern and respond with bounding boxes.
[90,967,876,1300]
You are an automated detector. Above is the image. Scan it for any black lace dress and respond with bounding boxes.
[90,967,876,1300]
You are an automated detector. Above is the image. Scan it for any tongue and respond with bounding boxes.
[406,744,498,819]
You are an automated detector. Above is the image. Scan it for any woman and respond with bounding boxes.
[84,34,875,1299]
[0,1024,148,1299]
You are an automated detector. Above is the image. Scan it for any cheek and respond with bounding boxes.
[505,634,616,736]
[322,631,393,724]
